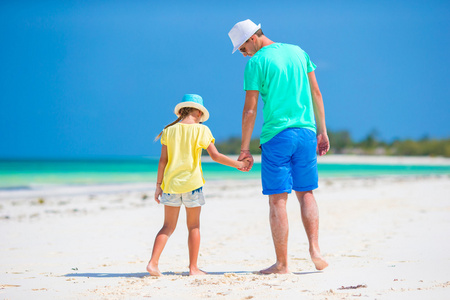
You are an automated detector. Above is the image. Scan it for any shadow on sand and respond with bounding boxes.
[64,270,322,278]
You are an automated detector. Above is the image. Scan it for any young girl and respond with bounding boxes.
[147,94,249,276]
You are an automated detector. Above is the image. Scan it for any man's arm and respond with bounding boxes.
[238,90,259,171]
[308,71,330,156]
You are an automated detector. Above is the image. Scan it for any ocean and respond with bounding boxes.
[1,158,449,189]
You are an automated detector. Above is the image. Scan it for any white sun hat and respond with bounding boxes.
[228,19,261,54]
[174,94,209,122]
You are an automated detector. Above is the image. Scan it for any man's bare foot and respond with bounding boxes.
[146,262,162,276]
[311,253,328,270]
[189,268,207,276]
[259,263,290,274]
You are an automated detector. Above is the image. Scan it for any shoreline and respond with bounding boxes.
[317,154,450,165]
[202,154,450,165]
[1,155,448,192]
[3,154,447,165]
[1,173,449,200]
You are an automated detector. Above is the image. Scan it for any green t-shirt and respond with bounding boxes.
[244,43,317,144]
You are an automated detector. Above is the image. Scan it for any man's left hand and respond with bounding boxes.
[317,133,330,156]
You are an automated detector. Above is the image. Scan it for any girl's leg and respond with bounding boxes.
[185,206,206,275]
[147,205,181,276]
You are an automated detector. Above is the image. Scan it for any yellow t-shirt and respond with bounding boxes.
[161,123,215,194]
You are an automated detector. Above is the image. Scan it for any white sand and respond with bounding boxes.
[1,172,450,299]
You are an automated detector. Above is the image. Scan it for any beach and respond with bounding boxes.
[1,157,450,299]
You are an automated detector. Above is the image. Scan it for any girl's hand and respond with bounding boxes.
[154,185,162,204]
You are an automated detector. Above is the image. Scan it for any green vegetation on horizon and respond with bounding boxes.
[215,130,450,157]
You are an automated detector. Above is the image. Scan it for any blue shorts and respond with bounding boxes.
[160,187,205,207]
[261,128,318,195]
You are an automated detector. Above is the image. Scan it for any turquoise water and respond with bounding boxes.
[0,158,449,189]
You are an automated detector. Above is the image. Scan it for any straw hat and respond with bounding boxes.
[174,94,209,122]
[228,19,261,54]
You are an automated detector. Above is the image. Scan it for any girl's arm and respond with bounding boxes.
[206,142,249,169]
[155,144,168,203]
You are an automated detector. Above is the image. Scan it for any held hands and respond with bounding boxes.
[154,185,162,204]
[237,150,254,172]
[238,157,252,171]
[317,132,330,156]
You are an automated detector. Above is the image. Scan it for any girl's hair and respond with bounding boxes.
[154,107,198,141]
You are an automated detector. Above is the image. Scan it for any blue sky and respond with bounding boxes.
[1,0,449,158]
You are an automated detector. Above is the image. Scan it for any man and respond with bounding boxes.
[228,19,329,274]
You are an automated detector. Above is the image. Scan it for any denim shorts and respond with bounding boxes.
[160,187,205,207]
[261,128,318,195]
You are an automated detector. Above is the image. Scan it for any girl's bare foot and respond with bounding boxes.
[146,261,162,276]
[259,263,290,274]
[189,268,207,276]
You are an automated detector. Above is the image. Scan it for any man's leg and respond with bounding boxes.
[260,192,290,274]
[295,190,328,270]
